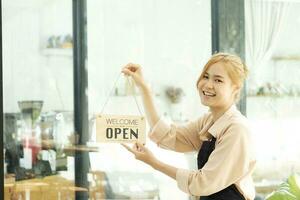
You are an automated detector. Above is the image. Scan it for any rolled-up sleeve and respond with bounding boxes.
[175,124,252,196]
[176,169,194,194]
[148,116,209,152]
[148,118,171,144]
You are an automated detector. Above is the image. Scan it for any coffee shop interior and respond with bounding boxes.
[2,0,300,200]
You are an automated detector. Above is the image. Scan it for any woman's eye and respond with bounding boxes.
[203,75,209,79]
[215,79,223,83]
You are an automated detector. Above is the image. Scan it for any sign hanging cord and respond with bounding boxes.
[99,72,143,116]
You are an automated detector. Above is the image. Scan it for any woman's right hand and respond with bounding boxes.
[122,63,160,127]
[122,63,147,89]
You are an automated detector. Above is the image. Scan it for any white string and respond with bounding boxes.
[125,77,143,116]
[99,72,143,116]
[99,72,122,114]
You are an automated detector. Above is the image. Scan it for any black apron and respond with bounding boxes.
[197,137,245,200]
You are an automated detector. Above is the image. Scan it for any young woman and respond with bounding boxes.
[121,53,256,200]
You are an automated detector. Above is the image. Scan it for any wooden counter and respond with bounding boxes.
[5,175,88,200]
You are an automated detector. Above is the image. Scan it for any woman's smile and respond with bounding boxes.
[202,90,216,97]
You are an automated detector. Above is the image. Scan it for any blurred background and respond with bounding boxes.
[2,0,300,199]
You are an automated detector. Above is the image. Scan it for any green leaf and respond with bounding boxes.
[265,190,297,200]
[287,173,300,199]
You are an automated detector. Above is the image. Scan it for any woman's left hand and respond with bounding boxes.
[121,142,157,167]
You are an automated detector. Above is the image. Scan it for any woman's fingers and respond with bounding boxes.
[121,143,136,154]
[135,142,145,151]
[132,142,144,152]
[121,143,155,166]
[122,63,140,73]
[121,143,143,154]
[121,142,145,154]
[121,63,145,88]
[121,68,132,76]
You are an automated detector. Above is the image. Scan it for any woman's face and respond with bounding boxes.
[197,62,238,110]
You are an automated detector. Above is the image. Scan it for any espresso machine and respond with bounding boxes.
[4,100,43,179]
[5,100,71,179]
[4,112,22,174]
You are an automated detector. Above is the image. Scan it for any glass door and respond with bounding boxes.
[86,0,212,200]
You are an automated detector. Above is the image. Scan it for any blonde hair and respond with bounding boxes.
[196,52,249,100]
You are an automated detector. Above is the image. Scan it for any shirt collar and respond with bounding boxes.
[208,104,240,138]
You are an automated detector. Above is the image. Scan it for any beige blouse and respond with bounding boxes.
[149,105,256,200]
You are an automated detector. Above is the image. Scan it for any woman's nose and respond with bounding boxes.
[204,79,214,89]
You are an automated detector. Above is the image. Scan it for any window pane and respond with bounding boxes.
[245,0,300,197]
[87,0,211,199]
[3,1,79,199]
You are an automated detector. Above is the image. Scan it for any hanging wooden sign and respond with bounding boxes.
[96,114,146,143]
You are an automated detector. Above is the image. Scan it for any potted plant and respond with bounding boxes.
[165,86,185,104]
[165,86,185,121]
